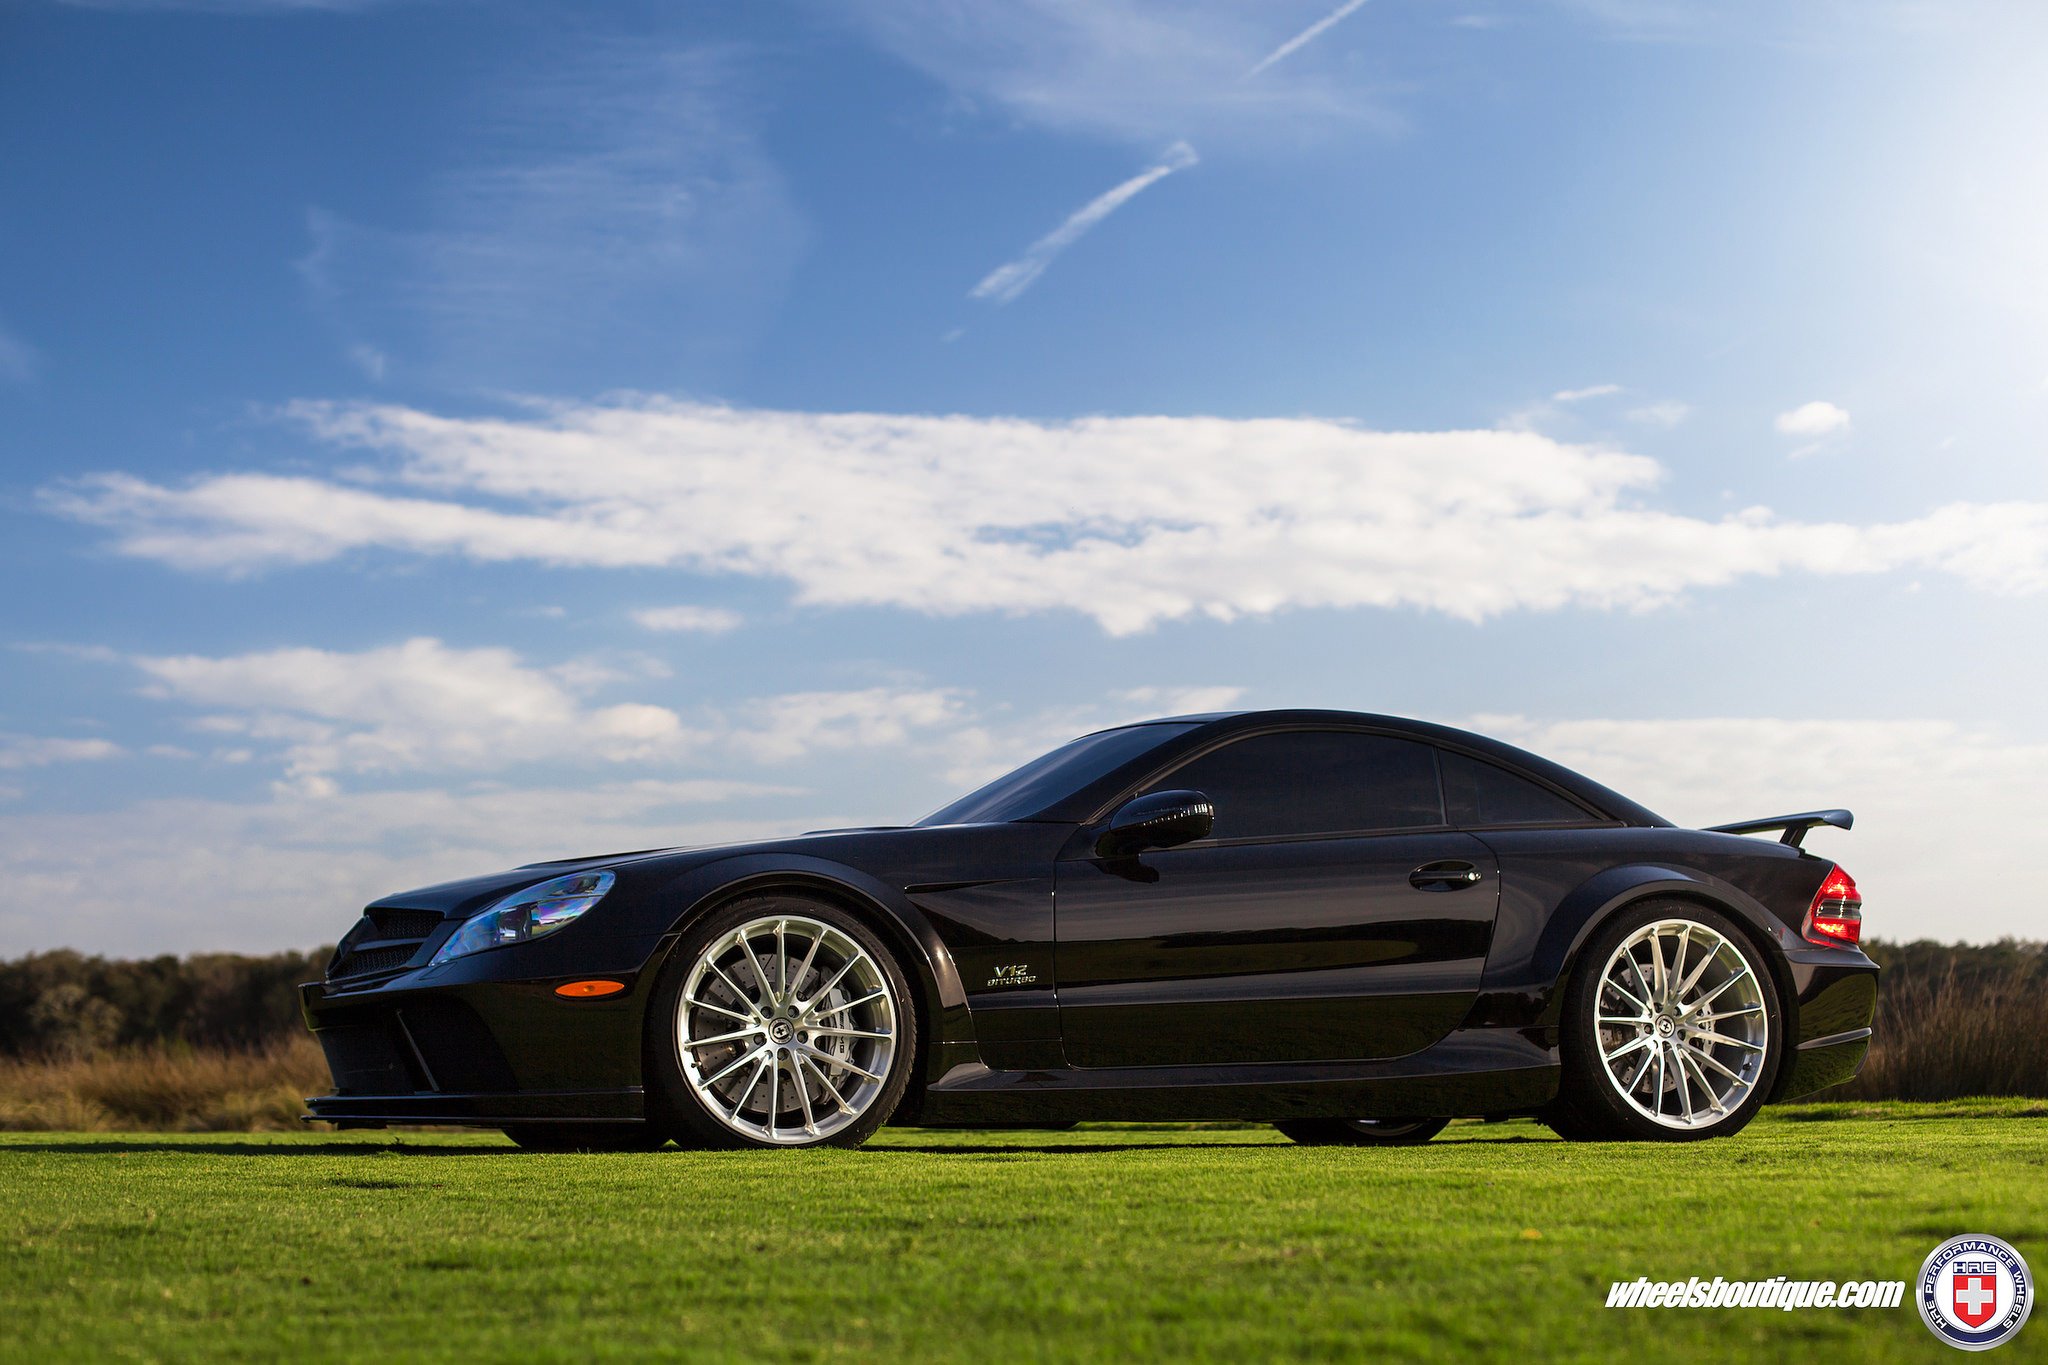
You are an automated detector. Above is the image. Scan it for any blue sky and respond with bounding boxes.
[3,0,2046,953]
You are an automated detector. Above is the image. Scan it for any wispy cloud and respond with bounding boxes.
[45,397,2048,634]
[1243,0,1371,79]
[0,735,124,770]
[633,605,743,634]
[1776,399,1851,458]
[1553,383,1621,403]
[970,142,1198,304]
[298,41,804,390]
[839,2,1400,148]
[0,320,39,384]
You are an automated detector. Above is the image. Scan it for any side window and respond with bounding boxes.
[1440,750,1592,826]
[1147,730,1444,841]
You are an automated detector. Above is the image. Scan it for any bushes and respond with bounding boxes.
[1838,939,2048,1101]
[0,948,328,1057]
[0,1036,327,1131]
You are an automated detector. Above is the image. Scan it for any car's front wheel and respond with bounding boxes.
[1546,900,1783,1142]
[1274,1117,1449,1146]
[647,896,916,1149]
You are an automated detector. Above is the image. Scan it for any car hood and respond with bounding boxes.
[361,824,938,917]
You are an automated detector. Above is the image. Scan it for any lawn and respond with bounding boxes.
[3,1103,2043,1363]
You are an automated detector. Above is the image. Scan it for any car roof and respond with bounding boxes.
[1062,708,1669,828]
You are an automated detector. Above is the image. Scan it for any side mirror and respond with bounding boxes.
[1096,789,1214,858]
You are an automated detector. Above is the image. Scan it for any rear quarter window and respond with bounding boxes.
[1441,750,1594,826]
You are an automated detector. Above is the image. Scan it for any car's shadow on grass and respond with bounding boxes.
[8,1140,517,1157]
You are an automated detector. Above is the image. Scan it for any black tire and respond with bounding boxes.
[1275,1117,1449,1147]
[1546,899,1784,1143]
[646,895,918,1150]
[501,1123,669,1152]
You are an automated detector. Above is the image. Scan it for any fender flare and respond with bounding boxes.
[1534,863,1801,1033]
[639,852,970,1039]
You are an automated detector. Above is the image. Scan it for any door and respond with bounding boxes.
[1054,729,1499,1068]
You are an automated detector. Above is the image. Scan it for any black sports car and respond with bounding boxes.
[303,710,1878,1149]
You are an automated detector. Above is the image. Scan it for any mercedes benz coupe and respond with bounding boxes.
[303,710,1879,1149]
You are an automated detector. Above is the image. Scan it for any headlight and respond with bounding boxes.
[428,870,615,966]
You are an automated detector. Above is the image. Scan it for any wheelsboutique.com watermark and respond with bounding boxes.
[1605,1234,2033,1351]
[1606,1277,1904,1311]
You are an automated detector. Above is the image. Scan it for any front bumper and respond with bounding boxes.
[301,928,667,1128]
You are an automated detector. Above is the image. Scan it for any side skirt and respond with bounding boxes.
[913,1027,1559,1124]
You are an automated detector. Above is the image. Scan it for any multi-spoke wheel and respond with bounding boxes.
[647,897,915,1149]
[1275,1117,1449,1147]
[1546,901,1782,1142]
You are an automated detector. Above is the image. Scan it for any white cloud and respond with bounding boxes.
[1243,0,1372,79]
[46,397,2048,634]
[1474,715,2048,943]
[106,636,978,795]
[733,688,971,763]
[131,637,693,791]
[1775,400,1852,437]
[632,605,743,634]
[970,143,1198,304]
[1552,383,1621,403]
[0,735,124,770]
[1627,400,1692,428]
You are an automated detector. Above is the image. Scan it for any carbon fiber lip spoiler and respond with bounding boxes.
[1704,809,1854,849]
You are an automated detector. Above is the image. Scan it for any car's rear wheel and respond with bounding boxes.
[1274,1117,1449,1146]
[500,1123,668,1152]
[1546,900,1782,1142]
[647,896,916,1149]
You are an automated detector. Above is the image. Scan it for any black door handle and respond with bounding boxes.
[1410,860,1483,892]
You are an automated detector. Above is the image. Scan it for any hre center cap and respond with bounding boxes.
[769,1019,794,1044]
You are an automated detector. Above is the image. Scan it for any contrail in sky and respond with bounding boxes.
[969,142,1200,305]
[1243,0,1371,79]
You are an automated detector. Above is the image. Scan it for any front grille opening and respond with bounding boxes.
[329,942,421,980]
[365,907,443,941]
[326,906,446,982]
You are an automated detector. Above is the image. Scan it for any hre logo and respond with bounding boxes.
[1920,1235,2033,1351]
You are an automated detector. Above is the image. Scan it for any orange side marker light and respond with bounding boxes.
[555,979,627,999]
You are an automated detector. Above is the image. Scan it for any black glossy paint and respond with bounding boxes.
[301,709,1879,1129]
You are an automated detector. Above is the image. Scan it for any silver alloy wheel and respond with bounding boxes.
[1593,918,1769,1130]
[675,914,898,1145]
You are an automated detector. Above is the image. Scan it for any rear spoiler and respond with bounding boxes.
[1704,809,1853,849]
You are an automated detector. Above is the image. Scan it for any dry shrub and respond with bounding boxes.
[1841,966,2048,1101]
[0,1035,327,1132]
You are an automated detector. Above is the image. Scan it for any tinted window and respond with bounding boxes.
[1147,730,1443,840]
[1440,750,1591,826]
[920,723,1200,826]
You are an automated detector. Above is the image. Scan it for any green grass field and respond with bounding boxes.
[4,1103,2043,1363]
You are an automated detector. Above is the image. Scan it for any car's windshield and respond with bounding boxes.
[917,723,1200,826]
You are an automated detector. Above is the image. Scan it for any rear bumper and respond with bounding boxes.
[1770,948,1880,1103]
[1773,1027,1874,1104]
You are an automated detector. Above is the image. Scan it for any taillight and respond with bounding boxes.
[1804,865,1862,947]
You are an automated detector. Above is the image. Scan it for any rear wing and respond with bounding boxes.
[1704,809,1853,849]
